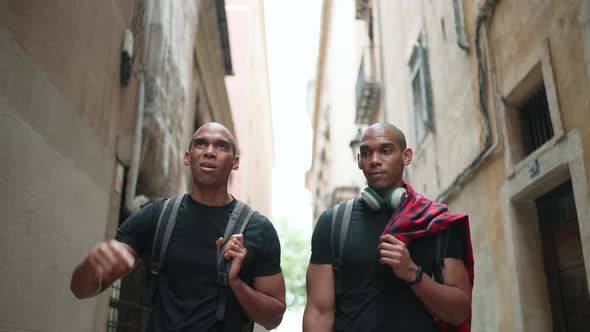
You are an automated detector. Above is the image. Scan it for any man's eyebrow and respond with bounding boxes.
[195,137,231,145]
[215,138,230,146]
[359,142,395,150]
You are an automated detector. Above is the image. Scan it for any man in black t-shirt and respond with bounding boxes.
[303,123,472,332]
[70,122,286,331]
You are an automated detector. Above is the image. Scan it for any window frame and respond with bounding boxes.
[408,33,434,146]
[501,39,564,177]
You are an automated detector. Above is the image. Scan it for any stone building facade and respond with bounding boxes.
[0,1,237,330]
[308,0,590,330]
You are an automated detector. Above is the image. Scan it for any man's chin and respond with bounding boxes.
[194,176,220,186]
[193,168,231,187]
[195,173,232,186]
[367,182,394,193]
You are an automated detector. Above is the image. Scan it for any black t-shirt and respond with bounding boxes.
[115,194,281,332]
[310,200,465,332]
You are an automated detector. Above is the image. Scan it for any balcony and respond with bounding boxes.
[355,0,370,20]
[331,186,360,206]
[355,50,380,124]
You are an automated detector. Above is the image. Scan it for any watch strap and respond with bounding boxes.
[407,265,423,286]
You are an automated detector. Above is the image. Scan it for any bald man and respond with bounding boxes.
[71,122,286,331]
[303,123,472,331]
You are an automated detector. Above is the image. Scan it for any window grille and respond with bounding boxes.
[518,84,554,156]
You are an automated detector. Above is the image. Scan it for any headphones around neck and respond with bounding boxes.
[360,186,407,210]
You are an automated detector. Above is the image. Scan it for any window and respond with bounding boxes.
[106,279,121,332]
[501,40,564,175]
[106,265,151,331]
[107,208,152,331]
[518,83,554,156]
[409,34,433,145]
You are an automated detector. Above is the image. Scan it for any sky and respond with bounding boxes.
[264,0,323,330]
[264,0,322,236]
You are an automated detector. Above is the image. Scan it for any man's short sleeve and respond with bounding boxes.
[114,199,163,257]
[309,210,333,265]
[254,218,282,277]
[444,221,466,260]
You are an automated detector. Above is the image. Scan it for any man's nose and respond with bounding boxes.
[369,154,381,166]
[204,144,216,157]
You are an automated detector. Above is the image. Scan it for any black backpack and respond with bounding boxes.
[330,198,450,293]
[142,194,257,327]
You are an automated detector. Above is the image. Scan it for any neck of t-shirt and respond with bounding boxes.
[190,186,233,207]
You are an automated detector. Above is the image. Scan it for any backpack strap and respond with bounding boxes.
[433,228,450,284]
[216,200,257,322]
[330,203,342,268]
[334,199,355,268]
[331,199,355,295]
[143,194,184,306]
[216,200,250,286]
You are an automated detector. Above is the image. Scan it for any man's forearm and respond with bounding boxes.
[70,257,101,299]
[410,274,470,325]
[230,279,286,329]
[302,306,334,332]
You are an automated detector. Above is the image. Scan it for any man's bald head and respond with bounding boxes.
[189,122,238,156]
[363,122,407,150]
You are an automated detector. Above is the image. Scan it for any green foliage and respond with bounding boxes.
[275,217,310,309]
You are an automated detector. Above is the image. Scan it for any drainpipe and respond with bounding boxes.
[126,0,154,213]
[436,0,498,203]
[480,21,502,164]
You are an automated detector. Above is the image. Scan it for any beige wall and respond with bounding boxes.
[226,0,274,217]
[376,0,481,199]
[488,1,590,330]
[0,0,236,330]
[308,0,590,329]
[375,0,590,330]
[376,1,506,328]
[0,1,139,331]
[307,0,366,222]
[0,1,140,148]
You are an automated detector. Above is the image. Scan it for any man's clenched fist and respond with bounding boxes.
[87,240,136,285]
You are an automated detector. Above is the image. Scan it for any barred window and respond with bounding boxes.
[518,83,554,156]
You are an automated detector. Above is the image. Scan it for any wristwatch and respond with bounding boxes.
[407,265,423,286]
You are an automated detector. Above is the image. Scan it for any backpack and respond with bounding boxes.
[142,194,257,327]
[330,198,450,293]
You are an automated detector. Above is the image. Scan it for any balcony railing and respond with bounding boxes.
[355,0,370,20]
[331,186,360,206]
[355,48,380,124]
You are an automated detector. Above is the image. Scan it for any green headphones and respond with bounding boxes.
[360,186,407,210]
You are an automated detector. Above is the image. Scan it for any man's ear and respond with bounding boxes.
[232,155,240,170]
[402,147,413,166]
[357,154,362,169]
[183,151,190,166]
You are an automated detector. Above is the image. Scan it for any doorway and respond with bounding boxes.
[536,180,590,331]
